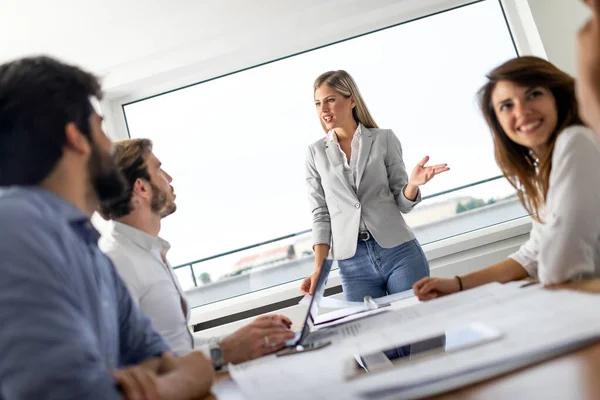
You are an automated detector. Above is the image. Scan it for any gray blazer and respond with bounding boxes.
[305,126,421,260]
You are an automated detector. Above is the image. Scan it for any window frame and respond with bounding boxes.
[100,0,546,142]
[97,0,547,312]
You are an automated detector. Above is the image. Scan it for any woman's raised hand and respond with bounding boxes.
[409,156,449,187]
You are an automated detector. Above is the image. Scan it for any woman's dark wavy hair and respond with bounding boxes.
[478,56,583,221]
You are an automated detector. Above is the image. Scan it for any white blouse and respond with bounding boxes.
[509,125,600,284]
[327,124,368,232]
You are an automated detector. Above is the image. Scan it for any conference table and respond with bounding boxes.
[203,280,600,399]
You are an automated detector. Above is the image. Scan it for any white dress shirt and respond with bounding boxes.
[509,125,600,284]
[327,124,368,232]
[100,221,213,356]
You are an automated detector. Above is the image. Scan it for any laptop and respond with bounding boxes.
[283,258,333,349]
[282,258,392,350]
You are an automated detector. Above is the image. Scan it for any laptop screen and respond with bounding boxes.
[296,259,332,345]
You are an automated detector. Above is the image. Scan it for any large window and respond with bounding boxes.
[121,0,522,306]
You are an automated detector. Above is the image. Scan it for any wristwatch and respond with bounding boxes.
[209,342,225,370]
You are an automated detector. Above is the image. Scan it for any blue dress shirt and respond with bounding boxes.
[0,187,170,399]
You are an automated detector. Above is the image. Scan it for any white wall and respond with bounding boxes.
[0,0,479,139]
[100,0,482,140]
[526,0,589,76]
[0,0,590,138]
[102,0,592,139]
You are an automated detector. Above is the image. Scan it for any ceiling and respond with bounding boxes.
[1,0,475,97]
[0,0,332,76]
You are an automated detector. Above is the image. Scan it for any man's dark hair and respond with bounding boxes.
[0,56,102,186]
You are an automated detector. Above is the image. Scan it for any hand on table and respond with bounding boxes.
[413,277,461,301]
[219,314,294,364]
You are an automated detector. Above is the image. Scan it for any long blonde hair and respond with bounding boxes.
[313,70,378,133]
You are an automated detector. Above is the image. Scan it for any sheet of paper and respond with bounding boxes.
[313,308,390,329]
[313,305,365,324]
[230,283,600,400]
[366,336,600,400]
[374,288,415,304]
[305,295,362,308]
[299,288,415,309]
[210,378,248,400]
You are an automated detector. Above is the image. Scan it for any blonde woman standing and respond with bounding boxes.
[301,70,449,301]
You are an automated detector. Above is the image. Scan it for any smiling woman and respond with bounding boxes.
[414,56,600,300]
[492,84,557,157]
[480,56,582,221]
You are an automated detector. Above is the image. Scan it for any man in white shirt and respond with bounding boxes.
[99,138,294,370]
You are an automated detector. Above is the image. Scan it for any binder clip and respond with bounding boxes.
[363,295,391,310]
[363,295,379,310]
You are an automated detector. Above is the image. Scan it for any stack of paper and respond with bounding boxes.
[229,283,600,400]
[300,288,415,328]
[299,288,415,309]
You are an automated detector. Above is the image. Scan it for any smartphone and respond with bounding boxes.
[344,322,502,380]
[276,341,332,357]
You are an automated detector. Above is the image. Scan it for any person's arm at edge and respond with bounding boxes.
[460,258,529,290]
[155,352,214,400]
[457,222,539,290]
[577,0,600,133]
[414,230,537,300]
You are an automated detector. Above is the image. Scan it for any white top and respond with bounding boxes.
[509,125,600,284]
[100,221,213,356]
[327,124,368,232]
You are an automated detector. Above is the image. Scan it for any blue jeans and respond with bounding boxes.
[338,238,430,302]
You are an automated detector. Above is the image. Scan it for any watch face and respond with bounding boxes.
[210,346,224,367]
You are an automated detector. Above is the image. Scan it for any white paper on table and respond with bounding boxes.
[210,378,249,400]
[230,283,600,400]
[300,288,415,329]
[231,283,510,399]
[299,288,415,309]
[298,295,362,308]
[365,335,600,400]
[313,305,365,323]
[365,287,600,395]
[313,308,391,329]
[374,289,415,304]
